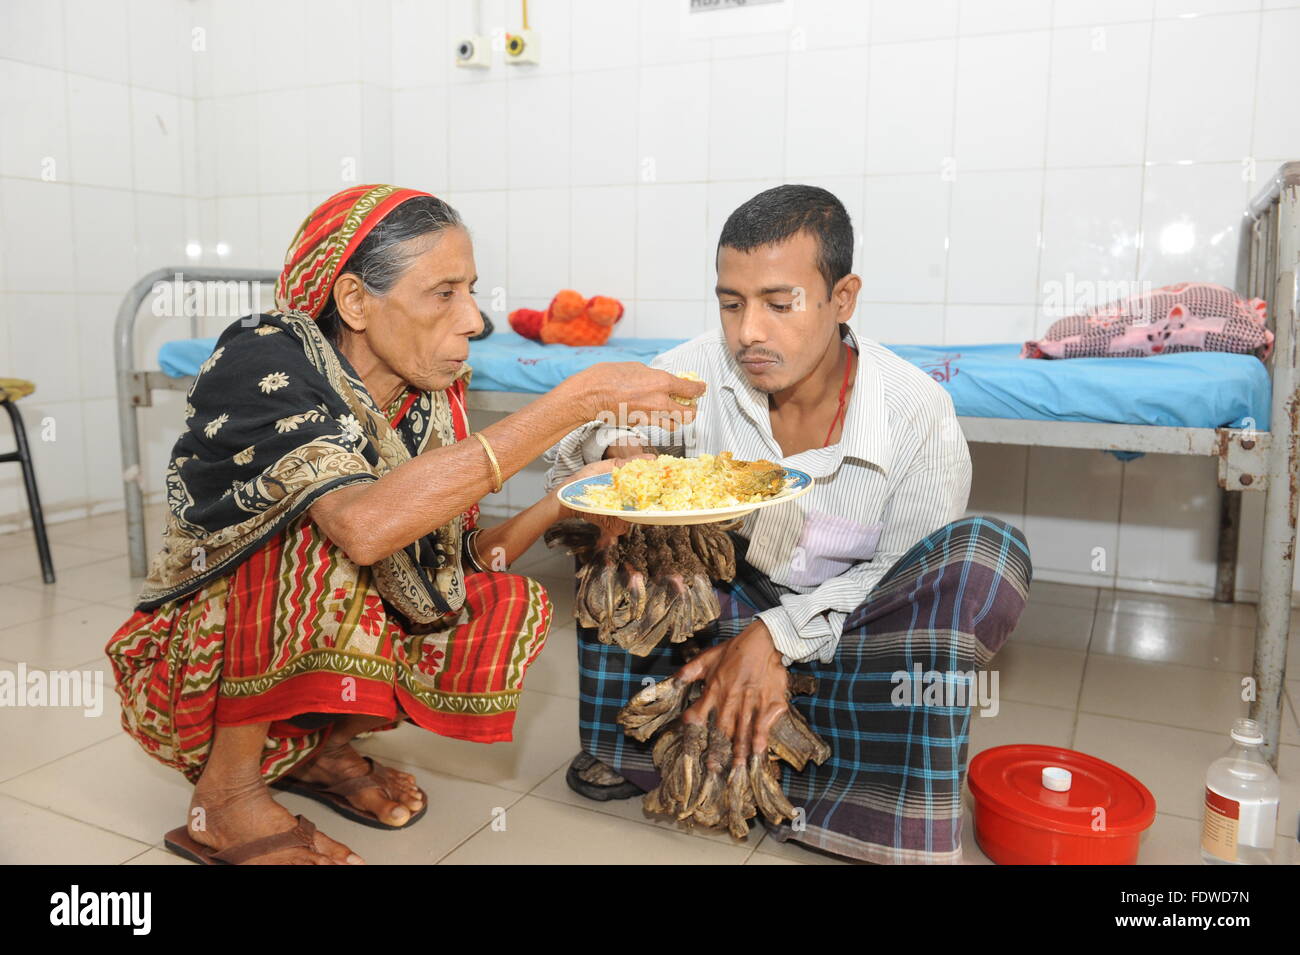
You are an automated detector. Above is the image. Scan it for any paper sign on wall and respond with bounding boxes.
[679,0,792,38]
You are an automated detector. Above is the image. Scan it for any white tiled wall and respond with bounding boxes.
[0,0,198,528]
[0,0,394,534]
[2,0,1300,603]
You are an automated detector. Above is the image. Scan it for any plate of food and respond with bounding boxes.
[558,452,814,525]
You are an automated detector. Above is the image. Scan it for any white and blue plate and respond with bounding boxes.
[557,466,814,526]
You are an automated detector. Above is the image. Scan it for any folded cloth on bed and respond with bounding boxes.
[159,333,1271,431]
[1022,282,1273,361]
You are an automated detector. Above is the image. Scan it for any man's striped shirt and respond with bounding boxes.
[544,324,971,664]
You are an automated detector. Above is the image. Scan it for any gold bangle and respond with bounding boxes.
[472,432,503,494]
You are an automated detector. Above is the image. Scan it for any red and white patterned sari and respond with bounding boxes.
[107,381,552,784]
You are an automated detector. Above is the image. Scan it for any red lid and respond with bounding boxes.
[968,745,1156,836]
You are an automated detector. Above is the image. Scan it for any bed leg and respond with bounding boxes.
[1251,271,1299,769]
[1254,483,1295,770]
[117,374,149,579]
[1214,489,1241,603]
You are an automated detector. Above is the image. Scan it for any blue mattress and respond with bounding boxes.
[158,333,1271,431]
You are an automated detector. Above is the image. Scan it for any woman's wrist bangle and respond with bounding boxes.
[472,432,503,494]
[473,528,506,572]
[470,527,486,571]
[464,528,489,572]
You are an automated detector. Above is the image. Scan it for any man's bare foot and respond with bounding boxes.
[188,776,364,865]
[287,742,426,827]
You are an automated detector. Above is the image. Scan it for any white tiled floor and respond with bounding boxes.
[0,506,1297,865]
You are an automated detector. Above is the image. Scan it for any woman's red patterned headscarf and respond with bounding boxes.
[276,184,435,319]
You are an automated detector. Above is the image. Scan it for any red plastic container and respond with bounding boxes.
[968,744,1156,865]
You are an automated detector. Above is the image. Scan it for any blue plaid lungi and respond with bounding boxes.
[576,516,1032,865]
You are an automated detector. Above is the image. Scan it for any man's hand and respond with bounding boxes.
[603,438,648,460]
[677,619,787,769]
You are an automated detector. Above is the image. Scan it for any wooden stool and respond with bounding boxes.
[0,378,55,583]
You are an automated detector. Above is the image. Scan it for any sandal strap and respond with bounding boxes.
[211,815,318,865]
[321,756,390,799]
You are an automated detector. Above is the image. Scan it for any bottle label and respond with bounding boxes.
[1201,787,1239,862]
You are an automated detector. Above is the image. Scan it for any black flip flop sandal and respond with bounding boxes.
[565,751,643,802]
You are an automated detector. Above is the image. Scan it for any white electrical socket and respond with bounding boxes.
[505,29,539,65]
[454,35,491,69]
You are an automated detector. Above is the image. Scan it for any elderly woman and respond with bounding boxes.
[107,184,702,865]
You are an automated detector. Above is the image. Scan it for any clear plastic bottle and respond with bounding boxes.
[1200,718,1280,865]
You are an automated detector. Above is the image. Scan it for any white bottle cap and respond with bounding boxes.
[1042,766,1072,792]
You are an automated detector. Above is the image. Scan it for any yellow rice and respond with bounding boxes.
[578,453,783,512]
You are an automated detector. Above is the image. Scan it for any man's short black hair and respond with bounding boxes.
[716,184,854,299]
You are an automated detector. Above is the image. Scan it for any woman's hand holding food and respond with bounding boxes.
[676,620,788,769]
[565,362,706,428]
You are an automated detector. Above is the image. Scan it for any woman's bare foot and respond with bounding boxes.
[288,741,426,827]
[188,775,365,865]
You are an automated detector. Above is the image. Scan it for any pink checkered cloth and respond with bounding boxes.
[1022,283,1273,361]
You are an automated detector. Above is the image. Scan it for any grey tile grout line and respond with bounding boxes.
[2,566,132,590]
[431,761,559,864]
[117,845,159,866]
[1031,593,1259,630]
[452,775,761,865]
[1068,605,1101,749]
[0,600,139,635]
[6,579,140,600]
[0,787,155,854]
[4,547,135,570]
[1069,707,1300,748]
[0,726,124,788]
[363,751,535,866]
[0,592,97,616]
[518,761,773,858]
[1079,649,1261,678]
[973,684,1300,743]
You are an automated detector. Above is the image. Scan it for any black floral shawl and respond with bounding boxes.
[136,310,470,623]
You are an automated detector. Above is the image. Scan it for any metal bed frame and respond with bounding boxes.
[114,164,1299,764]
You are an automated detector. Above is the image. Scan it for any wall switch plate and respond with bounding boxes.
[454,35,490,68]
[505,29,539,65]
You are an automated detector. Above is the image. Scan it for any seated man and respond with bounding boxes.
[545,184,1031,864]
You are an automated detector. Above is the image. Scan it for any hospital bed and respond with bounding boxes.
[114,163,1300,763]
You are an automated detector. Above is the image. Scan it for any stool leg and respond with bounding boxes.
[3,400,55,584]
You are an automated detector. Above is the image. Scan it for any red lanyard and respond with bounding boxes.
[822,343,855,448]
